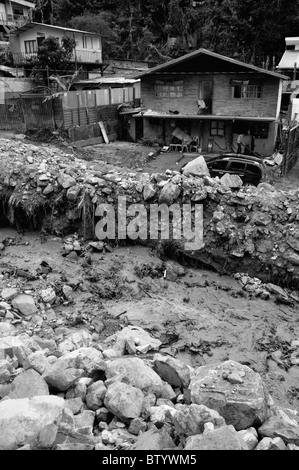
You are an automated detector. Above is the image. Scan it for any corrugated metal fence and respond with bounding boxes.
[283,126,299,175]
[0,98,24,130]
[61,88,134,131]
[0,86,137,136]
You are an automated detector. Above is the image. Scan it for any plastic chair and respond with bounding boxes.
[181,139,190,153]
[189,136,200,152]
[170,142,182,151]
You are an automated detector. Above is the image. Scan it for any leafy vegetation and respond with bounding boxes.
[33,0,299,67]
[29,35,76,84]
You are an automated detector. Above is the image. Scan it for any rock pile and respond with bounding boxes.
[0,138,299,289]
[1,323,299,450]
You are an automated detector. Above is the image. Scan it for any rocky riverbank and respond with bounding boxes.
[1,322,299,451]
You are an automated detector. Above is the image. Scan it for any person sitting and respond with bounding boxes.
[237,133,244,153]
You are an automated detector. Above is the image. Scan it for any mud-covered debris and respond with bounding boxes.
[89,241,104,252]
[41,288,56,304]
[104,325,162,355]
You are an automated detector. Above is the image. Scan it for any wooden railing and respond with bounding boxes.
[0,13,29,27]
[13,49,102,66]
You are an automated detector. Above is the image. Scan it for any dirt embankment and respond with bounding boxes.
[0,138,299,292]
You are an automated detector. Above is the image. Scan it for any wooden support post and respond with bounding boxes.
[282,128,290,176]
[77,93,80,126]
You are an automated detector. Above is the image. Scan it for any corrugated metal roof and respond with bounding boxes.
[133,112,275,122]
[10,22,101,36]
[277,50,299,70]
[76,77,139,85]
[133,48,288,80]
[14,0,35,8]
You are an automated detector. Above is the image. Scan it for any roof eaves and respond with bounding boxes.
[134,48,288,80]
[10,22,103,37]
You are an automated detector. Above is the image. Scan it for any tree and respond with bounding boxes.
[30,35,76,85]
[32,0,299,66]
[69,13,119,60]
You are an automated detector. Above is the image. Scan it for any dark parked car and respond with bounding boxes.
[181,153,269,186]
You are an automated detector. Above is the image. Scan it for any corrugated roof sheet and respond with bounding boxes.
[10,22,101,36]
[133,112,275,122]
[277,50,299,69]
[134,48,288,80]
[76,77,139,85]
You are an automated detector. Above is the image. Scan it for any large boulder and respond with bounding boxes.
[172,404,225,438]
[149,404,176,427]
[0,395,65,450]
[131,427,177,450]
[158,181,181,205]
[143,183,156,201]
[105,357,164,396]
[1,288,19,301]
[153,353,191,388]
[258,409,299,445]
[73,410,95,429]
[57,173,76,189]
[255,437,286,450]
[189,360,270,430]
[66,185,81,202]
[238,427,258,450]
[220,173,243,189]
[43,347,106,391]
[11,295,37,316]
[23,351,49,375]
[104,381,144,421]
[182,156,210,177]
[58,330,93,354]
[0,334,41,365]
[8,369,49,399]
[0,322,17,337]
[85,380,107,411]
[185,424,248,450]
